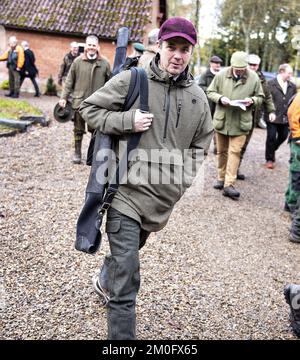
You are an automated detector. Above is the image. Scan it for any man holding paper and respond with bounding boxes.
[207,51,264,200]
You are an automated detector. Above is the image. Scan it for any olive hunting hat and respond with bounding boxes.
[53,101,73,123]
[158,17,197,46]
[230,51,248,68]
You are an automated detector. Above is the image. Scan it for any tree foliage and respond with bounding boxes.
[168,0,194,18]
[167,0,202,74]
[217,0,300,71]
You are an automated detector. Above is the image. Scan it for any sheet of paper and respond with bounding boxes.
[229,100,247,111]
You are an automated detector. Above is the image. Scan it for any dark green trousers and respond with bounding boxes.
[103,207,149,340]
[73,110,93,141]
[285,142,300,212]
[8,65,20,95]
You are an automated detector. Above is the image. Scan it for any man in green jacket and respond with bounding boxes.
[207,51,264,199]
[238,54,276,179]
[59,35,111,164]
[79,17,213,339]
[58,41,79,86]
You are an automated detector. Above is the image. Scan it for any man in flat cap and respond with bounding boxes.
[199,55,223,153]
[237,54,276,179]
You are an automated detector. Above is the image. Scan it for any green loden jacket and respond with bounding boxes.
[79,55,214,232]
[207,67,264,136]
[61,52,111,109]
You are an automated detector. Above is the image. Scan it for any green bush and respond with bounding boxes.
[0,79,9,90]
[44,75,57,96]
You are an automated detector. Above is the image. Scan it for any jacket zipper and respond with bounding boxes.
[163,84,171,142]
[163,88,166,111]
[176,100,182,128]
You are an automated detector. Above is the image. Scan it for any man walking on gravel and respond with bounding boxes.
[207,51,264,200]
[0,36,25,98]
[237,54,276,180]
[198,55,223,154]
[20,41,40,97]
[79,17,213,339]
[59,35,111,164]
[265,64,297,169]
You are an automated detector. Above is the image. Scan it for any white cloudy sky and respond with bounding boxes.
[199,0,220,40]
[182,0,220,43]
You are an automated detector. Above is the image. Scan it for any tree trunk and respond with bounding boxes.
[194,0,201,73]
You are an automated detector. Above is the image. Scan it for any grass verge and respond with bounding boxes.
[0,98,42,119]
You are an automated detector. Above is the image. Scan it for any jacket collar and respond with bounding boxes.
[144,48,156,56]
[81,51,103,62]
[273,77,293,92]
[207,68,215,77]
[226,67,248,84]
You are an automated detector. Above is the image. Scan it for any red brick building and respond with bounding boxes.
[0,0,167,92]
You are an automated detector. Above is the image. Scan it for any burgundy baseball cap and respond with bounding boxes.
[158,17,197,46]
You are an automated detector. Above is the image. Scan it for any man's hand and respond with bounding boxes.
[269,113,276,122]
[58,99,66,108]
[16,67,21,72]
[133,109,153,132]
[220,96,230,106]
[243,97,253,107]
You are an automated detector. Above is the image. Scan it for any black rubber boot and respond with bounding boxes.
[73,139,82,164]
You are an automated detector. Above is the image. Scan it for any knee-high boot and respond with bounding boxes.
[73,139,82,164]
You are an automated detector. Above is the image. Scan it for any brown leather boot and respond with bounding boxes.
[73,139,82,164]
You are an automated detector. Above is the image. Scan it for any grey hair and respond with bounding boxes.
[278,63,292,73]
[147,28,159,46]
[8,36,17,45]
[21,40,29,48]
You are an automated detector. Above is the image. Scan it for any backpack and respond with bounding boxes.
[75,67,149,254]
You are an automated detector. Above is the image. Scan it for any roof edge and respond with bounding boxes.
[0,24,141,42]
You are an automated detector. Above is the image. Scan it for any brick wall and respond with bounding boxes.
[0,28,117,93]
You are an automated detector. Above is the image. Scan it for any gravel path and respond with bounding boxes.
[0,90,299,340]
